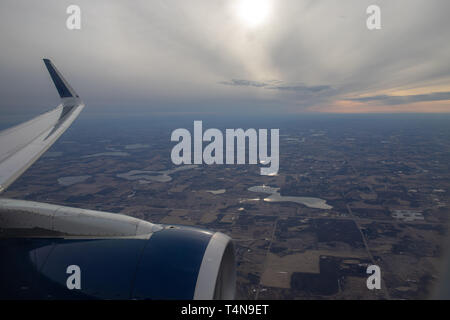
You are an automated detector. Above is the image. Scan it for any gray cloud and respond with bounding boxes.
[269,85,331,93]
[220,79,268,88]
[347,91,450,105]
[220,79,332,93]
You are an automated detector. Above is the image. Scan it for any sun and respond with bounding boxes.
[236,0,272,28]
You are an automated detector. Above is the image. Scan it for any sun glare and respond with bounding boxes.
[237,0,272,28]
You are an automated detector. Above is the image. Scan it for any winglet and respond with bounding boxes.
[43,58,79,98]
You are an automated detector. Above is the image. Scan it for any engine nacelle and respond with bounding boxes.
[0,199,236,300]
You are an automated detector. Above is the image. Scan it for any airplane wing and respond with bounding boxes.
[0,60,236,300]
[0,59,84,193]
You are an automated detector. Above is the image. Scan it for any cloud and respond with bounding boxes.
[220,79,332,93]
[220,79,268,88]
[347,91,450,105]
[269,84,331,93]
[0,0,449,114]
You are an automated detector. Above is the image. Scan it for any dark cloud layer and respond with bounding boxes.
[220,79,332,93]
[220,79,268,88]
[348,91,450,105]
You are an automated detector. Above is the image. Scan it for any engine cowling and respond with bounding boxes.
[0,199,236,300]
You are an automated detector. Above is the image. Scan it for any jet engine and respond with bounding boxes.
[0,199,236,300]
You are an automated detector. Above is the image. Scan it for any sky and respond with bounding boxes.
[0,0,449,115]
